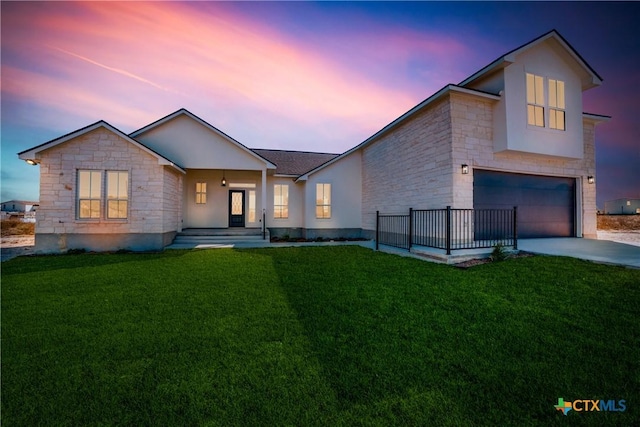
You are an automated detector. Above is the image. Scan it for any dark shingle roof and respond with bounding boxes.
[252,149,339,176]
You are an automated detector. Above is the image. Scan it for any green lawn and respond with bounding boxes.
[2,246,639,426]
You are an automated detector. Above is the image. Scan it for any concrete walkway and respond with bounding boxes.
[518,238,640,268]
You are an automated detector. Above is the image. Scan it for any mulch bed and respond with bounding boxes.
[453,252,535,269]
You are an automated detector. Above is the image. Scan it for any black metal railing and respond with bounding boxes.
[376,213,411,250]
[376,206,517,254]
[262,209,266,240]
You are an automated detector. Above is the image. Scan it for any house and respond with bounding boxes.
[18,30,609,253]
[1,200,39,222]
[1,200,38,213]
[604,198,640,215]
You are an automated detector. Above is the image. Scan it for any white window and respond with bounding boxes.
[195,182,207,204]
[315,183,331,219]
[548,79,565,130]
[274,184,289,219]
[107,171,129,219]
[526,73,545,127]
[77,170,101,219]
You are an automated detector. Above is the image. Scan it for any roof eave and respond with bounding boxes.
[17,121,186,174]
[583,112,611,124]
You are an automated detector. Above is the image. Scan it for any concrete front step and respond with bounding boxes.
[169,228,270,248]
[179,228,265,237]
[174,235,266,243]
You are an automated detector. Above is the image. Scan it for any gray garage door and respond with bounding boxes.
[473,170,575,238]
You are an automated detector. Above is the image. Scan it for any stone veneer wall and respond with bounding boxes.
[35,128,183,252]
[361,97,454,233]
[449,92,597,237]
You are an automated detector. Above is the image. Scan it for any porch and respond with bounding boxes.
[183,169,269,230]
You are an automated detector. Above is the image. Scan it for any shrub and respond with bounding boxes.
[1,220,35,237]
[490,243,508,262]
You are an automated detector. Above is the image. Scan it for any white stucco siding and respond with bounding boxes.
[361,97,454,231]
[265,177,304,228]
[135,115,267,170]
[500,41,585,159]
[304,150,362,230]
[183,169,263,228]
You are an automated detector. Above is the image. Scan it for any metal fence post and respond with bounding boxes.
[446,206,451,255]
[376,210,380,251]
[263,209,266,240]
[513,206,518,250]
[408,208,413,250]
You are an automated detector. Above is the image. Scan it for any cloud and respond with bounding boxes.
[49,46,179,94]
[1,1,449,150]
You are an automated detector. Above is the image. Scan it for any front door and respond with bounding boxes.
[229,190,245,227]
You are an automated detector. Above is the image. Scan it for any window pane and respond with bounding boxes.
[316,206,323,218]
[282,185,288,204]
[231,192,243,215]
[79,200,91,218]
[107,171,128,199]
[78,171,91,198]
[535,106,544,127]
[90,200,101,218]
[118,173,128,198]
[557,80,565,109]
[108,200,127,219]
[316,183,323,205]
[90,171,101,198]
[526,73,535,104]
[107,172,118,199]
[550,109,565,130]
[549,79,557,108]
[535,75,544,104]
[324,184,331,204]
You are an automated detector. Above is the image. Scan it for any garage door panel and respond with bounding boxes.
[473,170,575,238]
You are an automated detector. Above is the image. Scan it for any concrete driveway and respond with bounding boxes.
[518,238,640,268]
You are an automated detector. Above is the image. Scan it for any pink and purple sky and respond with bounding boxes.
[2,1,638,208]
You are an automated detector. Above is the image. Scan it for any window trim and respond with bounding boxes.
[525,72,566,132]
[273,184,289,219]
[195,182,207,204]
[106,170,129,219]
[315,183,331,219]
[526,73,545,128]
[77,170,102,219]
[548,78,566,131]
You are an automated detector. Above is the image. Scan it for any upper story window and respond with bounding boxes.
[195,182,207,204]
[315,183,331,219]
[274,184,289,219]
[78,170,102,219]
[526,73,545,127]
[548,79,565,130]
[526,73,566,131]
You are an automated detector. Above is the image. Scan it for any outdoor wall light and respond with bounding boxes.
[25,159,37,165]
[461,164,469,174]
[587,176,595,184]
[221,172,227,187]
